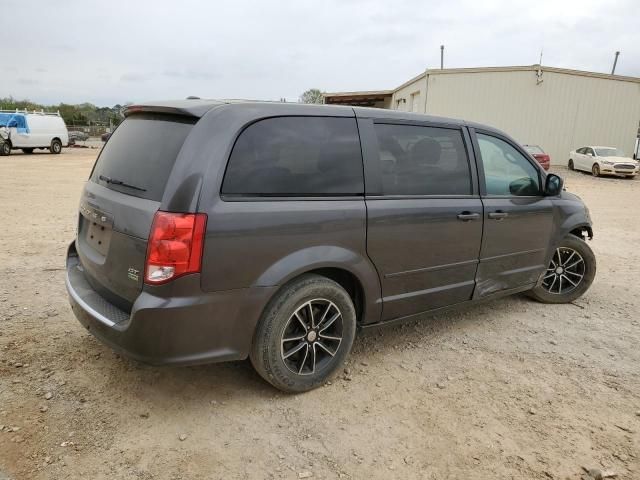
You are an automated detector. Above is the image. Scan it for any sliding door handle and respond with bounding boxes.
[457,212,480,221]
[488,211,509,220]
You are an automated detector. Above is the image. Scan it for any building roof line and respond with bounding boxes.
[322,89,393,98]
[393,65,640,92]
[324,64,640,103]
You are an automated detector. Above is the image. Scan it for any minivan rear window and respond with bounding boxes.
[221,116,364,196]
[90,113,195,201]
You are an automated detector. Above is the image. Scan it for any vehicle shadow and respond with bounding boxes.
[86,293,533,403]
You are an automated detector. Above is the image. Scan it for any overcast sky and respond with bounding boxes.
[2,0,638,106]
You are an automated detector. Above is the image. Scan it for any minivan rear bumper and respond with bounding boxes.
[65,242,277,366]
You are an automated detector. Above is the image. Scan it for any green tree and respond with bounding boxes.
[0,97,124,127]
[299,88,324,104]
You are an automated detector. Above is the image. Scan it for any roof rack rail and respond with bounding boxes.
[0,109,61,116]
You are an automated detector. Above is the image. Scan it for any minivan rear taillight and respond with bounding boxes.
[144,211,207,285]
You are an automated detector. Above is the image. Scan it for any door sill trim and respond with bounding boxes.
[360,283,536,329]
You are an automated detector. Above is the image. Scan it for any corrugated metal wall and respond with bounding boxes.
[393,74,426,112]
[420,69,640,165]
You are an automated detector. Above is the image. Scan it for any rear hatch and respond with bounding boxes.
[76,113,196,312]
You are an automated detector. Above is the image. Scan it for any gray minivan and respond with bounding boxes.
[66,100,595,392]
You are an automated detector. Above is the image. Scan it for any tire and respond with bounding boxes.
[50,138,62,154]
[568,159,574,171]
[22,148,34,154]
[250,274,357,393]
[0,141,11,156]
[528,234,596,304]
[591,163,600,177]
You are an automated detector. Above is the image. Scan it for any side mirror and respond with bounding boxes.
[509,177,540,196]
[544,174,563,196]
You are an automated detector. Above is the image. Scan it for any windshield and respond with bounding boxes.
[595,147,624,157]
[523,145,544,155]
[90,113,195,201]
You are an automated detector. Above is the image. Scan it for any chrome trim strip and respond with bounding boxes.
[480,248,545,262]
[65,269,117,328]
[382,280,474,303]
[385,258,479,278]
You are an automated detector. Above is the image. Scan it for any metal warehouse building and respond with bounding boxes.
[324,65,640,165]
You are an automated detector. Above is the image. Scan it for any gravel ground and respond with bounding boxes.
[0,148,639,480]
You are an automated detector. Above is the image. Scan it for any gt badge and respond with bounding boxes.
[127,267,140,282]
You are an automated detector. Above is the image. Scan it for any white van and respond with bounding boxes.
[0,110,69,156]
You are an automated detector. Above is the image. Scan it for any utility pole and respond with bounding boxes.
[440,45,444,69]
[611,51,620,75]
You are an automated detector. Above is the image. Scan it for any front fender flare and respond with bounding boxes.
[538,217,593,287]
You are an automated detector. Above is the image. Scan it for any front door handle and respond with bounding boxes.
[488,211,509,220]
[457,212,480,221]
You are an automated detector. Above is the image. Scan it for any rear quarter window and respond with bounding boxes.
[90,113,195,201]
[221,116,364,196]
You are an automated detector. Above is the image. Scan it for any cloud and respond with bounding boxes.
[18,78,41,86]
[120,73,151,83]
[162,69,218,80]
[0,0,637,105]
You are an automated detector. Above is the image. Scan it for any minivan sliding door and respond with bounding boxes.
[359,118,483,321]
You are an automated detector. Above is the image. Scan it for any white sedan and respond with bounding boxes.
[569,146,638,178]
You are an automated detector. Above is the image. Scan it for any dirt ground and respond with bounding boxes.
[0,148,638,480]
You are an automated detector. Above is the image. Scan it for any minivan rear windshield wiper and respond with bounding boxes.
[98,175,147,192]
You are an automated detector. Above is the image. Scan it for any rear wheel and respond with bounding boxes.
[22,148,34,154]
[50,139,62,154]
[0,141,11,156]
[591,163,600,177]
[528,235,596,304]
[250,274,357,393]
[568,159,574,170]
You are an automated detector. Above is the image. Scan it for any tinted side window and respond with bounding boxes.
[373,124,472,195]
[222,117,363,196]
[576,147,586,154]
[477,133,541,197]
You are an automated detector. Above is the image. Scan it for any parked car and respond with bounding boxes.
[66,100,596,392]
[69,130,89,142]
[101,131,112,142]
[569,146,638,178]
[0,110,69,155]
[523,144,550,171]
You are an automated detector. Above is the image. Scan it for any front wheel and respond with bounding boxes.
[528,235,596,304]
[250,274,357,393]
[568,159,574,170]
[50,139,62,154]
[0,141,11,156]
[592,163,600,177]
